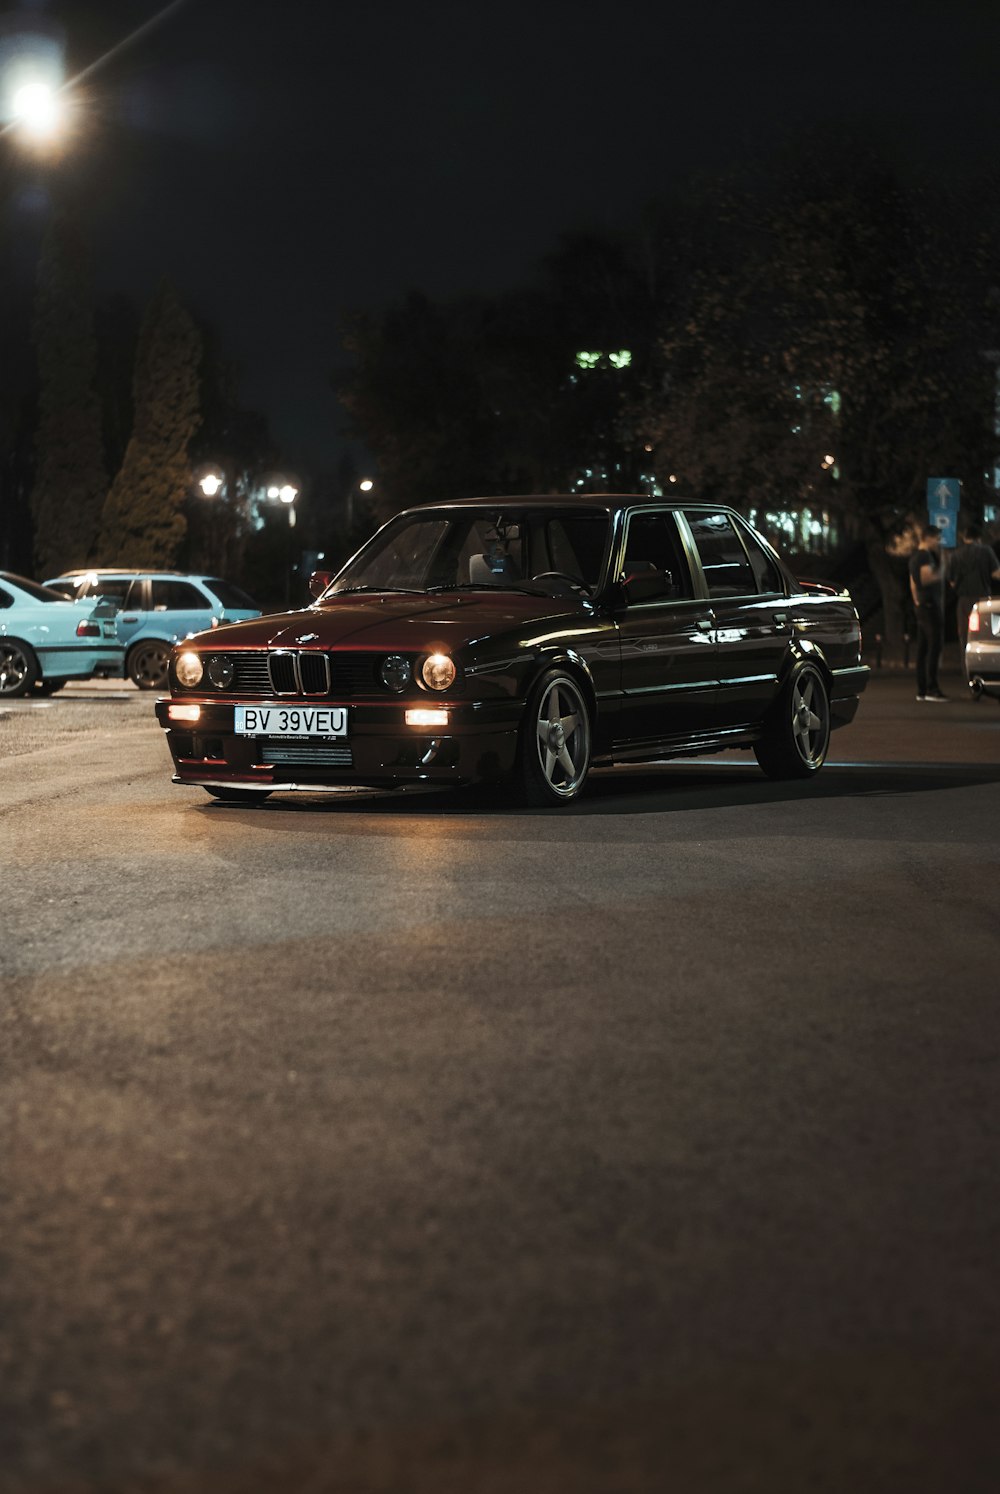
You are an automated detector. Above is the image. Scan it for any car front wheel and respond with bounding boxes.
[0,640,39,697]
[518,668,592,806]
[128,640,171,690]
[754,660,831,779]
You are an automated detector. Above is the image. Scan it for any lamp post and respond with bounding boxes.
[267,482,299,606]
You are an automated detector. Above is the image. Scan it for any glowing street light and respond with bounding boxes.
[10,79,62,139]
[198,472,223,498]
[359,478,374,493]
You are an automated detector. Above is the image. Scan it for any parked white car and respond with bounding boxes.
[966,597,1000,704]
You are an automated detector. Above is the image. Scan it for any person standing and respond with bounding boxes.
[948,522,1000,664]
[908,524,948,701]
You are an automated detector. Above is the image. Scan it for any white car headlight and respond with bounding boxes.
[420,653,456,691]
[176,650,204,687]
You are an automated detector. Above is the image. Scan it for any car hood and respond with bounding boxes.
[187,591,591,652]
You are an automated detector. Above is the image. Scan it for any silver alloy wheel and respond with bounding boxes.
[790,666,830,766]
[0,642,36,697]
[129,641,171,690]
[533,675,590,799]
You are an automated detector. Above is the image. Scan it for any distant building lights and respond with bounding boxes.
[573,349,632,371]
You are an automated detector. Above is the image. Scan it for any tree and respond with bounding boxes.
[29,216,107,575]
[640,143,1000,654]
[99,280,202,566]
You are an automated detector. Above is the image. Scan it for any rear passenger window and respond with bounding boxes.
[685,512,756,597]
[151,581,211,611]
[740,529,785,594]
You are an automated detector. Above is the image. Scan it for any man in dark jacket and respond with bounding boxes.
[908,525,947,701]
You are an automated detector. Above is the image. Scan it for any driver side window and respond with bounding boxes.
[622,513,694,599]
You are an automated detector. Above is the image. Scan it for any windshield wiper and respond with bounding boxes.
[330,584,424,595]
[425,582,538,595]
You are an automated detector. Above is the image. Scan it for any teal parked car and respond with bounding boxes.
[0,572,124,696]
[44,570,261,690]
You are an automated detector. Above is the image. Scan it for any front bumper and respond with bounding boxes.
[155,696,521,790]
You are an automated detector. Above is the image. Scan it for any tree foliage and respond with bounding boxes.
[30,217,107,575]
[99,280,202,566]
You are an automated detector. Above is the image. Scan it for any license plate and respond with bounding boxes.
[234,704,348,737]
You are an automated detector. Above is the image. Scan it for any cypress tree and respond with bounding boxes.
[30,217,108,575]
[100,280,201,565]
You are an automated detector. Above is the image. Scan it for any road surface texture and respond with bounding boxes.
[2,657,998,1493]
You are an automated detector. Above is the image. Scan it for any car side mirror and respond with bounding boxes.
[309,570,334,599]
[622,568,672,604]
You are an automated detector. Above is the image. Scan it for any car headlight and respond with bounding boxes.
[207,654,234,688]
[380,654,412,692]
[176,650,204,687]
[420,652,456,691]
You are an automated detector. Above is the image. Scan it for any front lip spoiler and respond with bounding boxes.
[172,775,404,794]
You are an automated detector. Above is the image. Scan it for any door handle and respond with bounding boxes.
[696,617,713,631]
[773,613,788,628]
[122,615,138,623]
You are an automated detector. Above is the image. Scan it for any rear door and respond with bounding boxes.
[680,509,791,728]
[612,509,717,754]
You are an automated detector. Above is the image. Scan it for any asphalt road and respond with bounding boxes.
[2,661,999,1494]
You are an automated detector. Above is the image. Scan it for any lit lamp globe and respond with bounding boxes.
[11,80,62,139]
[198,472,223,498]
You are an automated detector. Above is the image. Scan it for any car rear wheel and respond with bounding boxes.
[754,660,831,779]
[128,640,171,690]
[517,668,592,806]
[203,786,272,803]
[0,640,39,697]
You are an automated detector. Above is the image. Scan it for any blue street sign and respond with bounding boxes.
[927,477,960,510]
[927,477,960,548]
[929,507,958,547]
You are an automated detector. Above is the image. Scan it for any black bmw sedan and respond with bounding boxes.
[156,496,869,806]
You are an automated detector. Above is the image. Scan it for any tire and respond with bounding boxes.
[203,786,272,803]
[0,640,39,698]
[517,668,592,806]
[128,640,171,690]
[34,677,68,696]
[754,660,831,779]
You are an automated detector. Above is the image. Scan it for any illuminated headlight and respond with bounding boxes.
[176,651,204,687]
[420,653,456,691]
[380,654,412,692]
[207,654,234,688]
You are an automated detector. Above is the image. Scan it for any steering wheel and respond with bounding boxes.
[530,571,588,595]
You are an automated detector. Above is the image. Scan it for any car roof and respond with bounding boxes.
[50,569,211,578]
[401,494,728,512]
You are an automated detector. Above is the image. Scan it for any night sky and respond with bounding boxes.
[9,0,1000,474]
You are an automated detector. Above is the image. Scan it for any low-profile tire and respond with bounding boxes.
[128,640,171,690]
[34,677,68,696]
[203,786,272,804]
[754,660,831,779]
[0,640,39,698]
[517,668,592,806]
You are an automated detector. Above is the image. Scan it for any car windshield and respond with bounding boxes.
[328,508,612,597]
[2,573,69,603]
